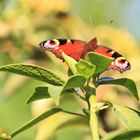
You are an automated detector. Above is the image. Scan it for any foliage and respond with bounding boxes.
[0,0,140,140]
[0,52,139,140]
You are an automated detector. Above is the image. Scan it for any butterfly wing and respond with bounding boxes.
[94,45,131,73]
[39,38,131,73]
[39,39,86,61]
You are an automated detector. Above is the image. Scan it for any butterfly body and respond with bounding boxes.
[39,38,131,73]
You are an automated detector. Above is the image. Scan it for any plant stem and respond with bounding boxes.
[89,95,100,140]
[62,109,87,118]
[74,91,86,101]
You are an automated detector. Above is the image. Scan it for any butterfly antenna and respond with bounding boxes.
[109,19,114,24]
[89,15,93,26]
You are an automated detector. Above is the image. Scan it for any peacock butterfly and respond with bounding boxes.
[39,38,131,73]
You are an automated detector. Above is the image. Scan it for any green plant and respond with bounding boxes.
[0,52,139,140]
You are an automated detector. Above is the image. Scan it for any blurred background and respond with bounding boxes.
[0,0,140,140]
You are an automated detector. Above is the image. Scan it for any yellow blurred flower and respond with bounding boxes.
[93,25,140,58]
[0,22,12,37]
[20,0,70,15]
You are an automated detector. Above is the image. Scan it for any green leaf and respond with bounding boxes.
[110,102,140,130]
[107,102,140,140]
[98,78,139,100]
[48,86,63,105]
[103,129,140,140]
[10,108,61,139]
[0,64,65,86]
[57,117,88,130]
[85,52,114,75]
[62,52,78,75]
[75,60,96,79]
[84,86,96,96]
[27,86,74,104]
[26,86,50,104]
[63,75,86,91]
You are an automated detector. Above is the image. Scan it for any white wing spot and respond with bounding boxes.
[54,47,59,50]
[67,39,71,43]
[59,49,63,52]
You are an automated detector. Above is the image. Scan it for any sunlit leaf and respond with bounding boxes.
[103,129,140,140]
[57,117,88,130]
[109,102,140,130]
[10,108,61,139]
[85,52,113,75]
[63,75,86,91]
[98,78,139,100]
[26,86,50,104]
[76,60,96,79]
[0,64,65,86]
[48,86,63,105]
[62,52,78,75]
[26,86,74,104]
